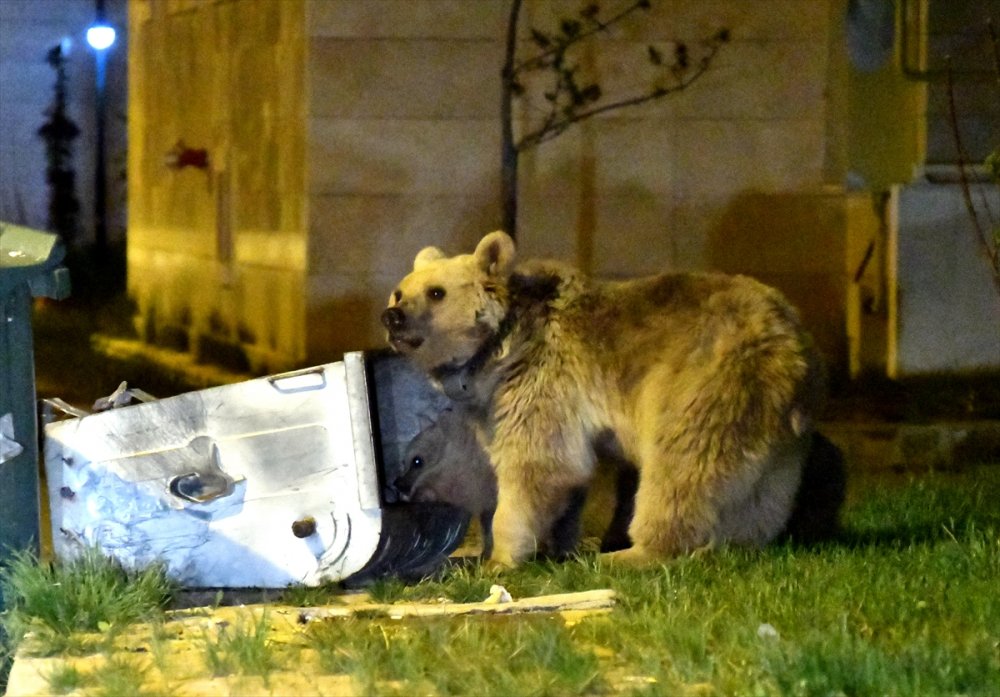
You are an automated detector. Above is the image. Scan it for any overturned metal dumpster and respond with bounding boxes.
[43,352,467,588]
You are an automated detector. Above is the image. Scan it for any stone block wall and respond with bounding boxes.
[128,0,306,372]
[303,1,508,359]
[302,0,860,367]
[894,182,1000,374]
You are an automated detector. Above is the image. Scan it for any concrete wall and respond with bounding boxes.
[517,1,844,268]
[880,0,1000,376]
[0,0,128,246]
[893,182,1000,374]
[299,0,864,370]
[303,0,508,360]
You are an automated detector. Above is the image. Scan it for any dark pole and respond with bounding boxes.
[500,0,522,240]
[95,50,107,252]
[93,0,108,253]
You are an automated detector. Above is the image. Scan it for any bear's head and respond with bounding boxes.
[382,230,516,374]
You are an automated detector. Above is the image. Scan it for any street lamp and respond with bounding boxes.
[86,24,116,51]
[87,0,115,253]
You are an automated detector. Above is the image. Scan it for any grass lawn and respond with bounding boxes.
[2,464,998,696]
[9,285,1000,693]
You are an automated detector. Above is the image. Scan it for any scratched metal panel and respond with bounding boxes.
[43,351,467,588]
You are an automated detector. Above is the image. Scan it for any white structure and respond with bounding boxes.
[893,181,1000,374]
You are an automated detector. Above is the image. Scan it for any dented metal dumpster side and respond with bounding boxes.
[43,352,469,588]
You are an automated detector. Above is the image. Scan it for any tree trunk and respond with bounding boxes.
[500,0,522,239]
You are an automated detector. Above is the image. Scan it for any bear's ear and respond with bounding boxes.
[416,409,438,431]
[413,246,446,271]
[474,230,516,276]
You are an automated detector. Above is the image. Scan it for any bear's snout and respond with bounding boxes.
[393,475,414,501]
[382,307,426,350]
[382,306,406,331]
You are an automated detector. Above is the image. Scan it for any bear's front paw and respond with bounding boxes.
[599,546,661,568]
[688,540,717,559]
[483,557,515,573]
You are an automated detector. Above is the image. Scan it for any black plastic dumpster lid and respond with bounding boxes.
[0,221,71,299]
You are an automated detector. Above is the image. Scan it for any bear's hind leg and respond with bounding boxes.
[601,463,638,552]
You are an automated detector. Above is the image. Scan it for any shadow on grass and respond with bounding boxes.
[834,523,972,550]
[832,466,1000,550]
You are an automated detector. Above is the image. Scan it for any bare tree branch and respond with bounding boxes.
[512,1,651,74]
[516,35,725,151]
[498,0,727,237]
[945,59,1000,295]
[500,0,523,236]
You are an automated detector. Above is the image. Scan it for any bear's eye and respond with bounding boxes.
[410,456,424,469]
[426,286,446,301]
[392,289,402,303]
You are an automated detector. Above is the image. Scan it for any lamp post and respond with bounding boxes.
[86,0,115,253]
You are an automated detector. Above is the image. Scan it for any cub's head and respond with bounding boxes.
[382,230,515,374]
[392,408,494,514]
[392,415,450,504]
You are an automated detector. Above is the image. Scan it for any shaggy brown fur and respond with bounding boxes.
[383,231,831,567]
[394,407,602,560]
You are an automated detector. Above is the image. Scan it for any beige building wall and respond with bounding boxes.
[128,0,887,375]
[128,0,306,372]
[515,0,873,376]
[518,1,841,266]
[303,1,508,359]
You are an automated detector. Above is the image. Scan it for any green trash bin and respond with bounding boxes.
[0,222,71,608]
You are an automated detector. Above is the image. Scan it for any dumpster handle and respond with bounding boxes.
[168,470,236,504]
[267,366,327,393]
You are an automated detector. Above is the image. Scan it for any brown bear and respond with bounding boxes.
[382,231,830,567]
[393,406,610,560]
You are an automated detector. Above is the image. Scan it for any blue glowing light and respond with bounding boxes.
[86,24,116,50]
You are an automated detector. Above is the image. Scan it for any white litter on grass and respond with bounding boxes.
[757,623,780,640]
[484,584,513,604]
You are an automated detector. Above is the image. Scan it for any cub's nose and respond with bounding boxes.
[381,307,406,331]
[393,476,413,499]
